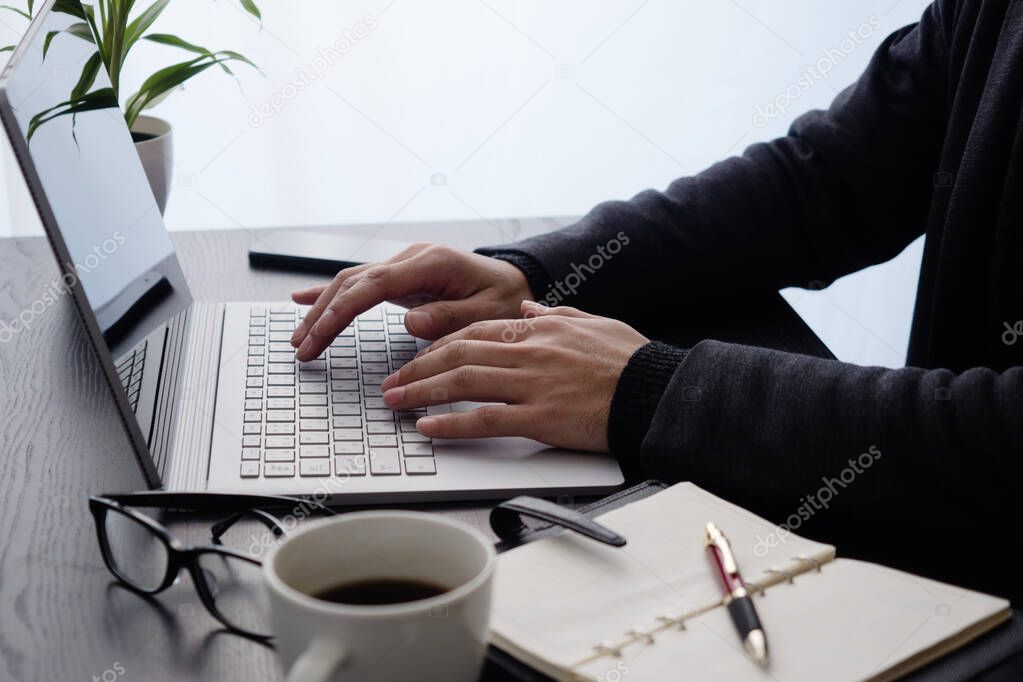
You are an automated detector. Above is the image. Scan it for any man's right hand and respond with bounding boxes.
[290,243,534,361]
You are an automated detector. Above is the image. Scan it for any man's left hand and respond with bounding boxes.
[380,300,649,452]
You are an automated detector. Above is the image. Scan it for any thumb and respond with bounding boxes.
[404,298,492,339]
[520,300,595,319]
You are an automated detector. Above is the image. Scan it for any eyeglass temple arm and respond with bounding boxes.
[210,509,287,544]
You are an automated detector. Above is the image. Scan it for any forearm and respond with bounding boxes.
[613,340,1023,529]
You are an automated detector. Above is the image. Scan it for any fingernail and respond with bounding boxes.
[383,386,405,406]
[381,371,399,390]
[405,311,431,335]
[311,308,335,336]
[416,416,438,435]
[290,320,306,345]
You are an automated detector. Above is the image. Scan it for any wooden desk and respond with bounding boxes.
[0,219,575,682]
[4,222,1023,682]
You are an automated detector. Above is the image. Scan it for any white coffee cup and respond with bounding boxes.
[263,511,497,682]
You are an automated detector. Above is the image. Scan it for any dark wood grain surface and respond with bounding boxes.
[0,218,573,682]
[5,221,1023,682]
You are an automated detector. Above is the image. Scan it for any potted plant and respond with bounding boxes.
[3,0,262,213]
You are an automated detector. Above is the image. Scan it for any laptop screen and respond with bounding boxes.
[1,1,191,461]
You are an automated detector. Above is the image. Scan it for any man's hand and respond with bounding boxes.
[290,243,532,361]
[380,301,649,452]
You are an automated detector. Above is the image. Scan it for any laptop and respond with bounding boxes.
[0,0,624,503]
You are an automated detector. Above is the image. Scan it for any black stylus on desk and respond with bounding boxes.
[705,521,769,667]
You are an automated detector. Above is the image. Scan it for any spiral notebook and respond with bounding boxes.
[489,482,1010,682]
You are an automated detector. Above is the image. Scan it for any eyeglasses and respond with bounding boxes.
[89,492,336,640]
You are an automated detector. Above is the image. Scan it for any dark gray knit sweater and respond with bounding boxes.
[479,0,1023,602]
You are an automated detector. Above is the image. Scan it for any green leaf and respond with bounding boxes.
[142,36,260,71]
[142,33,228,74]
[0,5,31,20]
[27,87,118,141]
[71,51,102,100]
[239,0,260,21]
[51,0,87,20]
[142,32,213,56]
[123,45,259,126]
[216,49,259,71]
[121,0,168,64]
[123,55,223,127]
[1,45,14,53]
[43,30,59,55]
[67,22,95,41]
[42,23,95,59]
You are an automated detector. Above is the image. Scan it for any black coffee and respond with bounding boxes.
[311,578,448,605]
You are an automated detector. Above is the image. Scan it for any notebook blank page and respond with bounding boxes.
[575,558,1009,682]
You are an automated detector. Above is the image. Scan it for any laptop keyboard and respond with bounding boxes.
[240,306,434,480]
[115,339,148,413]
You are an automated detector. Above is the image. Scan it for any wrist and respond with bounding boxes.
[608,342,688,478]
[478,250,550,303]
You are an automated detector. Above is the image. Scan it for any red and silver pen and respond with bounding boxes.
[705,522,769,667]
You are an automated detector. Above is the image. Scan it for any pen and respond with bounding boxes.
[705,522,769,667]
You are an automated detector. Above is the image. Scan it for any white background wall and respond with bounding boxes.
[1,0,932,367]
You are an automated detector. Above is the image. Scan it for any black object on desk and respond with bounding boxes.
[248,230,413,274]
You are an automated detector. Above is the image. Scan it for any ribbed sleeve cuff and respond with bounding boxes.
[475,250,551,301]
[608,342,689,479]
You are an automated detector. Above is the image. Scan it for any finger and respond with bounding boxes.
[291,262,379,345]
[415,405,534,439]
[295,253,449,361]
[381,340,519,391]
[404,298,494,339]
[382,366,524,409]
[424,320,515,356]
[291,285,328,305]
[388,293,437,310]
[520,299,595,319]
[291,243,432,346]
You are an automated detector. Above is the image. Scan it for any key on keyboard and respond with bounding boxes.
[239,305,434,480]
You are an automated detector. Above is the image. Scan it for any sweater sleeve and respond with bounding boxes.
[476,1,953,327]
[635,340,1023,540]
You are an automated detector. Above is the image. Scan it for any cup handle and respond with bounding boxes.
[285,638,346,682]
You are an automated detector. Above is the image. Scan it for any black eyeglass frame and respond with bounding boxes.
[88,492,336,641]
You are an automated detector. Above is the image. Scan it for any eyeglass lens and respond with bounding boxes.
[102,507,170,592]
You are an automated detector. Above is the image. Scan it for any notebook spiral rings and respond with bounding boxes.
[572,554,825,671]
